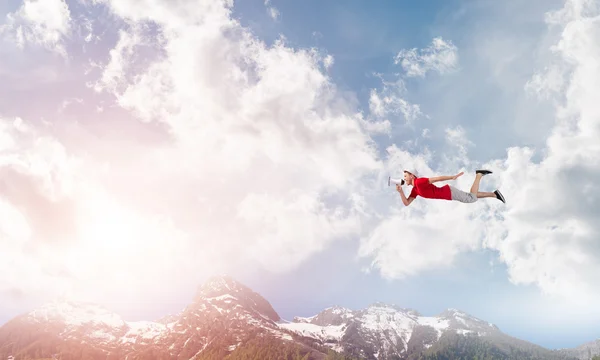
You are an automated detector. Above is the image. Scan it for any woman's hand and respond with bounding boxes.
[452,172,464,180]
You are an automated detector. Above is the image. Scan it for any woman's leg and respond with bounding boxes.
[470,170,492,193]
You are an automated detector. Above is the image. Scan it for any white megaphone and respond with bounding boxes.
[388,176,404,186]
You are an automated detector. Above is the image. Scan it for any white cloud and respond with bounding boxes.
[478,0,600,304]
[237,190,362,271]
[323,54,334,70]
[369,88,423,123]
[444,125,474,167]
[366,36,459,125]
[0,117,79,300]
[445,126,472,148]
[394,37,458,78]
[368,75,423,124]
[264,0,280,20]
[267,7,280,21]
[359,115,391,135]
[524,65,566,100]
[1,0,72,56]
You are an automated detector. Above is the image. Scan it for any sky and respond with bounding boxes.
[0,0,599,351]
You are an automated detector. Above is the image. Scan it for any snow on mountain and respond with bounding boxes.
[193,275,280,323]
[293,305,355,326]
[415,315,449,339]
[279,302,500,358]
[435,308,498,336]
[28,300,126,329]
[26,300,170,345]
[120,321,168,344]
[280,321,347,343]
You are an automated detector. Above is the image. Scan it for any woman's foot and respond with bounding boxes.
[494,190,505,203]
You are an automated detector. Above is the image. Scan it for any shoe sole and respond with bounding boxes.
[476,170,493,175]
[495,190,505,203]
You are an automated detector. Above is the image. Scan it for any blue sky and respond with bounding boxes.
[231,0,561,161]
[1,0,600,352]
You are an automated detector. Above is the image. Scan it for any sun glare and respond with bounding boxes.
[81,203,138,253]
[59,186,163,283]
[79,189,143,251]
[57,183,196,300]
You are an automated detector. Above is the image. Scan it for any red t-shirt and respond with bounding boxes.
[409,177,452,200]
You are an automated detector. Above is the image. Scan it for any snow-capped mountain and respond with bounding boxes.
[0,300,159,359]
[0,275,320,360]
[280,303,501,359]
[0,275,590,360]
[25,300,167,348]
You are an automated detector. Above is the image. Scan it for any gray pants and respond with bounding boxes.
[449,185,477,203]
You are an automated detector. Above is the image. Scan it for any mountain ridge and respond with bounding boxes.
[0,275,593,360]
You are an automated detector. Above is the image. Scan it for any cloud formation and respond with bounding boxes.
[1,0,71,56]
[264,0,280,20]
[481,0,600,303]
[394,37,459,78]
[1,0,600,315]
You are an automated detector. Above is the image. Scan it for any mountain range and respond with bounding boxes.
[0,275,598,360]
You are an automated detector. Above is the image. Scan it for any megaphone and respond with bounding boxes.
[388,176,405,186]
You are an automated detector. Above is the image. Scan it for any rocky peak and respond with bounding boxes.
[437,308,499,333]
[191,275,280,322]
[438,308,468,317]
[195,275,246,298]
[365,302,421,316]
[299,305,355,326]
